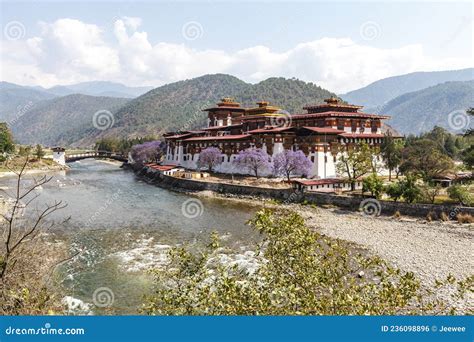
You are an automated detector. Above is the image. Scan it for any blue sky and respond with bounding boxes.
[1,1,472,93]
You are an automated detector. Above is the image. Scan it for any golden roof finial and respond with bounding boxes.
[325,97,339,104]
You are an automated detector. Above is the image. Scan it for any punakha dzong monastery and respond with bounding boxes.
[163,97,391,180]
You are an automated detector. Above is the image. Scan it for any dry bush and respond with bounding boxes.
[456,213,474,224]
[426,211,437,222]
[440,212,449,221]
[0,156,70,315]
[0,235,67,315]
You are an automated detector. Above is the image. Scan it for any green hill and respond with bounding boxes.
[383,81,474,135]
[341,68,474,108]
[87,74,338,145]
[0,82,56,123]
[12,94,129,146]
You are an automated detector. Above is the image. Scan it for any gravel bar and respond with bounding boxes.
[300,207,473,286]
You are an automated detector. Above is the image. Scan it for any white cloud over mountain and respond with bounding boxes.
[1,17,472,93]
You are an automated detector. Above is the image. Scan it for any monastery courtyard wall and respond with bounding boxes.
[133,165,474,219]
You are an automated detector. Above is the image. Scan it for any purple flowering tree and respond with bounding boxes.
[130,140,165,165]
[197,147,223,172]
[233,148,271,178]
[273,150,312,181]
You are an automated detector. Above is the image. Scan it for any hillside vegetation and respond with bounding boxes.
[341,68,473,108]
[383,81,474,135]
[12,94,129,146]
[0,83,56,123]
[73,74,338,146]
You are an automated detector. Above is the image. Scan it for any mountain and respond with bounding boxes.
[12,94,129,146]
[341,68,474,108]
[85,74,339,145]
[383,81,474,135]
[46,81,153,98]
[0,82,56,123]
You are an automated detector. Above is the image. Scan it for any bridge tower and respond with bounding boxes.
[52,147,66,166]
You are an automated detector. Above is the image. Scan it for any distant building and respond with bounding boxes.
[52,147,66,166]
[164,97,391,179]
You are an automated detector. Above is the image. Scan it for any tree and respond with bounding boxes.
[34,144,45,160]
[0,157,69,314]
[196,147,223,172]
[143,209,468,315]
[18,146,32,157]
[336,142,373,191]
[399,139,454,182]
[462,145,474,169]
[380,132,403,181]
[0,123,14,154]
[419,184,441,204]
[399,176,421,204]
[362,173,384,198]
[233,148,271,178]
[130,141,165,165]
[443,134,458,158]
[273,150,312,181]
[447,185,472,206]
[463,108,473,137]
[385,182,404,202]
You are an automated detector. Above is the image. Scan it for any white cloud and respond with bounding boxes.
[1,17,472,93]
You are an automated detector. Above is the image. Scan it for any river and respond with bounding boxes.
[1,159,259,314]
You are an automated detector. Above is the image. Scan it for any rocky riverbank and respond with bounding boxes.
[0,158,68,178]
[130,166,473,312]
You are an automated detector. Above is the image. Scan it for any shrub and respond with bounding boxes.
[143,209,469,315]
[440,212,449,221]
[447,185,472,206]
[456,213,474,224]
[385,183,403,202]
[426,211,437,222]
[362,173,384,198]
[419,184,441,204]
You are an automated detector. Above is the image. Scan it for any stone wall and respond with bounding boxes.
[133,165,474,219]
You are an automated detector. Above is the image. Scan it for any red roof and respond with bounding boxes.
[202,106,246,111]
[290,111,390,119]
[293,178,348,186]
[248,127,294,134]
[303,103,363,111]
[165,133,194,139]
[184,134,251,142]
[301,126,345,134]
[149,164,179,171]
[338,133,385,138]
[202,124,243,131]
